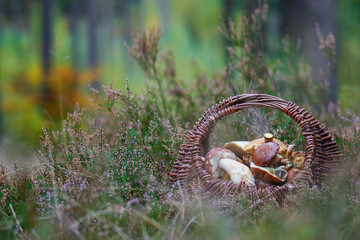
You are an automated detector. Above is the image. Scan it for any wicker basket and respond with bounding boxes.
[169,94,342,202]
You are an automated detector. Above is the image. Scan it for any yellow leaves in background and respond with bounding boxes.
[7,66,98,119]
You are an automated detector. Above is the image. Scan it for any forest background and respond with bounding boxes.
[0,0,359,154]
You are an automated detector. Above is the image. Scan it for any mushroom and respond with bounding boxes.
[204,148,237,178]
[286,168,300,182]
[222,172,231,181]
[223,141,249,158]
[241,153,251,168]
[268,154,284,168]
[245,133,288,156]
[284,160,293,171]
[290,151,305,169]
[218,158,255,186]
[280,158,289,165]
[252,142,280,166]
[250,163,288,185]
[285,144,295,159]
[264,133,274,142]
[204,148,255,186]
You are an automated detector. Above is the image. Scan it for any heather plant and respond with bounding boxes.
[219,2,335,108]
[1,2,360,239]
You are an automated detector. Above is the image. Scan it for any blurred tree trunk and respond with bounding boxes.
[41,0,52,95]
[116,0,135,72]
[282,0,337,106]
[88,0,98,88]
[222,0,234,56]
[0,78,2,140]
[245,0,260,17]
[10,0,20,29]
[158,0,169,33]
[69,0,80,70]
[24,0,32,30]
[0,0,3,22]
[0,0,3,139]
[222,0,238,95]
[105,0,114,45]
[118,0,132,47]
[99,0,115,61]
[223,0,233,22]
[42,0,52,76]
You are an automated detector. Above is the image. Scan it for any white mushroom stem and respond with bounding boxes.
[285,144,295,159]
[205,148,237,178]
[218,158,255,186]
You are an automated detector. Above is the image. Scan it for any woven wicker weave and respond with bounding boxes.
[169,94,342,202]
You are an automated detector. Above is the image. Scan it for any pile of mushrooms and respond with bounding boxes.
[203,133,305,188]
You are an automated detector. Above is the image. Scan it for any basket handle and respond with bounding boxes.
[169,94,341,189]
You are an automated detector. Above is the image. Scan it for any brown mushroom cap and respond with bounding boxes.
[221,148,238,160]
[252,142,279,167]
[245,137,288,156]
[204,148,222,176]
[286,168,300,182]
[250,163,288,184]
[204,147,222,160]
[223,141,249,158]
